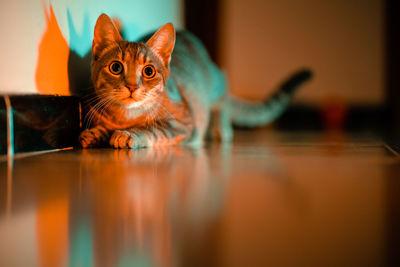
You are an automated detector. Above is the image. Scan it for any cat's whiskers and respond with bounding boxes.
[83,89,113,105]
[84,92,113,106]
[85,94,115,128]
[84,91,111,109]
[85,99,105,128]
[94,97,116,125]
[96,97,117,123]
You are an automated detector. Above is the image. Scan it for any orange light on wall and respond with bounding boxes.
[35,4,70,95]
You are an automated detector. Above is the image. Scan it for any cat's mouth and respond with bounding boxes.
[116,88,155,110]
[116,90,141,107]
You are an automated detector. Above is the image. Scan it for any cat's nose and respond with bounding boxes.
[126,84,138,92]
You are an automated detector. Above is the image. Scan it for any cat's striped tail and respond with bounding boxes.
[229,69,312,127]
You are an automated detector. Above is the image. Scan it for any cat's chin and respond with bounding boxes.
[120,98,147,110]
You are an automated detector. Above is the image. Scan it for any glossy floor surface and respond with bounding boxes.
[1,129,399,267]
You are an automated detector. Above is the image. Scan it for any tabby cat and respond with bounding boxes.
[79,14,311,149]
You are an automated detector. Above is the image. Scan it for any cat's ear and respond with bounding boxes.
[92,14,122,58]
[146,23,175,67]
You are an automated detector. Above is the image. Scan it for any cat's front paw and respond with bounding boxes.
[79,127,108,148]
[110,130,146,149]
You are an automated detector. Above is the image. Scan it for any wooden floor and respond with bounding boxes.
[0,129,399,266]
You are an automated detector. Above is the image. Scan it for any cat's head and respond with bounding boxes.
[91,14,175,110]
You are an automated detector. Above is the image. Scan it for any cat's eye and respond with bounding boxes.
[142,65,156,79]
[109,61,123,75]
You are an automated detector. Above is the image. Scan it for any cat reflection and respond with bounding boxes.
[76,147,228,267]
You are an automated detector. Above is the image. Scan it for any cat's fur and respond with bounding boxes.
[79,14,312,149]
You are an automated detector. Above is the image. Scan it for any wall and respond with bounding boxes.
[0,0,183,95]
[219,0,384,105]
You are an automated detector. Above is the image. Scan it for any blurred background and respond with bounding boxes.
[187,0,400,136]
[0,0,398,135]
[1,1,400,266]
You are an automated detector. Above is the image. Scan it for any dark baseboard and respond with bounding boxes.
[275,104,392,134]
[1,96,398,156]
[238,104,399,154]
[0,98,6,154]
[0,95,80,156]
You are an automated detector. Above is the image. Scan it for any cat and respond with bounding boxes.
[79,13,312,149]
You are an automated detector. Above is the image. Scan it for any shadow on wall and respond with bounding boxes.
[35,4,92,96]
[67,9,92,97]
